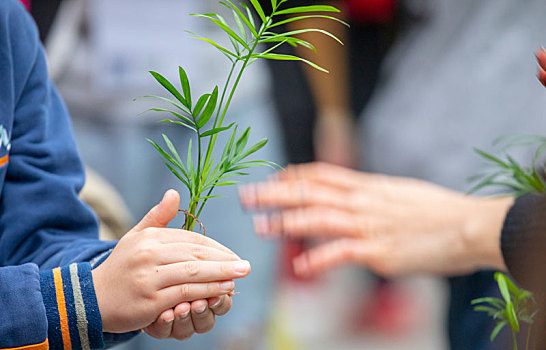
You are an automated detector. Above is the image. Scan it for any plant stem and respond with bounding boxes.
[513,329,519,350]
[196,21,269,219]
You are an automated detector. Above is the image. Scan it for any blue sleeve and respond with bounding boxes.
[0,1,138,348]
[0,0,113,269]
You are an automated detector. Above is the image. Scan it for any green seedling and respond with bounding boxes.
[141,0,347,231]
[470,134,545,349]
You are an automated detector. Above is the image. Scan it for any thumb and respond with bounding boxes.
[134,189,180,231]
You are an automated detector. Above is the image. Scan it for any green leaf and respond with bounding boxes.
[474,148,510,169]
[473,306,501,316]
[237,138,268,161]
[216,13,242,55]
[234,127,251,158]
[164,161,190,189]
[253,52,328,72]
[187,138,195,194]
[139,95,191,115]
[260,35,315,51]
[193,93,211,119]
[221,126,238,165]
[197,86,219,128]
[220,1,247,42]
[149,71,188,109]
[192,36,238,60]
[274,5,340,16]
[269,14,349,29]
[241,3,256,29]
[495,273,512,304]
[224,0,259,38]
[490,321,506,342]
[162,134,183,165]
[147,138,187,177]
[192,14,250,51]
[260,28,343,45]
[248,0,267,23]
[471,297,506,309]
[145,108,195,127]
[506,301,520,332]
[201,122,236,137]
[179,66,191,108]
[158,119,197,133]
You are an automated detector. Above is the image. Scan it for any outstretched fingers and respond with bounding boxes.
[252,207,362,239]
[239,180,350,211]
[292,239,385,277]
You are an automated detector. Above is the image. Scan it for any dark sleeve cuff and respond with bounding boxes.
[501,193,546,292]
[40,263,105,349]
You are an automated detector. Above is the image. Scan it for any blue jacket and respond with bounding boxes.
[0,1,136,348]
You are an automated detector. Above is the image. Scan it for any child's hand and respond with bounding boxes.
[537,47,546,86]
[92,190,251,334]
[143,295,232,340]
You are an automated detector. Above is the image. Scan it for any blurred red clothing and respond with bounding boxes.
[346,0,396,23]
[18,0,30,11]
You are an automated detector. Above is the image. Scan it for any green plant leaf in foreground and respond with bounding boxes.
[141,0,343,231]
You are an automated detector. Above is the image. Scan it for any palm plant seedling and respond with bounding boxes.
[140,0,347,232]
[469,134,546,196]
[470,134,546,349]
[472,273,536,350]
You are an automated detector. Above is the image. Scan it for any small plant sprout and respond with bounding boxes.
[140,0,347,232]
[470,134,546,349]
[469,134,546,196]
[472,273,536,350]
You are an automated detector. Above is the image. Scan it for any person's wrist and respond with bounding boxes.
[459,196,513,271]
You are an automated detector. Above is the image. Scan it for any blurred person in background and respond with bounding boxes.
[241,48,546,347]
[0,0,250,348]
[256,0,416,338]
[248,0,546,348]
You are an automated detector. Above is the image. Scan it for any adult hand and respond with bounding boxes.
[92,189,251,334]
[537,47,546,86]
[240,162,512,277]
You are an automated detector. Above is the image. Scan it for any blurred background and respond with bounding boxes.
[31,0,546,349]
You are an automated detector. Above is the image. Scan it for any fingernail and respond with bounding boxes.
[238,185,256,210]
[293,256,310,277]
[162,189,177,203]
[165,316,174,323]
[234,260,250,274]
[179,310,190,319]
[253,214,270,235]
[220,280,235,291]
[195,304,207,314]
[209,297,221,308]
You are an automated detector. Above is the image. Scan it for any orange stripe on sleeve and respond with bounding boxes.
[0,154,8,167]
[0,338,49,350]
[52,268,72,350]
